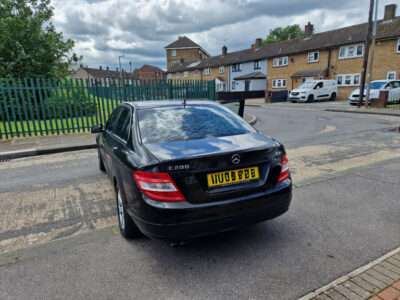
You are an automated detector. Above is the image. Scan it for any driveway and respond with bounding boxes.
[0,105,399,299]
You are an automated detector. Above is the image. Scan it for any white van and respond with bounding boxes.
[288,80,338,103]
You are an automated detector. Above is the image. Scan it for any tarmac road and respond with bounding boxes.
[0,104,399,299]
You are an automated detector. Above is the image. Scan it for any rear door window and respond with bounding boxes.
[105,108,122,134]
[138,105,254,144]
[113,107,131,141]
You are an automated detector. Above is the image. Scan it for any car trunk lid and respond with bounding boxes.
[142,133,284,203]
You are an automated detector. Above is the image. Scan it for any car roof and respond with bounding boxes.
[124,100,220,109]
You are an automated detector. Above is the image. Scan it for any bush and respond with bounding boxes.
[0,79,98,121]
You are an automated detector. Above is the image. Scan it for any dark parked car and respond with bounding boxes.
[92,100,292,241]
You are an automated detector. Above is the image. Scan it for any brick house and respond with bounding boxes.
[165,36,210,70]
[167,41,268,92]
[165,4,400,99]
[134,65,166,80]
[71,65,136,85]
[265,4,400,98]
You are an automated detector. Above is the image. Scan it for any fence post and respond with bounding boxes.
[58,79,71,133]
[47,78,60,135]
[0,79,12,139]
[22,78,37,136]
[29,78,43,136]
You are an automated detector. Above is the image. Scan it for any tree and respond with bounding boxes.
[0,0,81,78]
[262,25,304,45]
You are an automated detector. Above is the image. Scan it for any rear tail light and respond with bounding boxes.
[134,171,186,202]
[277,154,290,183]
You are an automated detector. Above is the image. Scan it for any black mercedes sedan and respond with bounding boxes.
[92,100,292,241]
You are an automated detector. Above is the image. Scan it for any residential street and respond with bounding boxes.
[0,103,400,299]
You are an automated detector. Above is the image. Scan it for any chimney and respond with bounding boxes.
[99,66,102,70]
[304,22,314,37]
[384,4,396,20]
[178,36,183,39]
[106,66,109,71]
[255,38,262,48]
[222,45,227,55]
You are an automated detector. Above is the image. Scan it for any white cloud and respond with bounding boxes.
[106,39,142,50]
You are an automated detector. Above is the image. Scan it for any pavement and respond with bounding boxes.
[1,101,400,299]
[0,133,97,160]
[301,249,400,300]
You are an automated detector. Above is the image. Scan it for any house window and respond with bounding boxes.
[199,50,205,59]
[397,39,400,53]
[254,60,260,69]
[339,48,345,58]
[273,56,288,67]
[167,73,172,79]
[348,46,355,57]
[232,81,235,90]
[184,71,189,78]
[194,70,199,76]
[203,68,211,75]
[232,63,241,72]
[307,52,319,63]
[176,72,180,78]
[356,45,363,56]
[219,66,224,73]
[387,71,396,80]
[353,74,360,85]
[272,79,287,88]
[171,61,179,67]
[171,49,177,57]
[339,44,364,59]
[337,74,361,86]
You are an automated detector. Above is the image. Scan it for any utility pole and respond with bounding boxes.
[365,0,379,108]
[358,0,374,108]
[118,55,125,80]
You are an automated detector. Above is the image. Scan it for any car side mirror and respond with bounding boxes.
[91,124,104,133]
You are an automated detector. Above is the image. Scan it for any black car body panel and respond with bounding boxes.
[129,180,291,240]
[95,100,292,241]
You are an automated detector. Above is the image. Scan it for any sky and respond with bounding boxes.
[51,0,397,71]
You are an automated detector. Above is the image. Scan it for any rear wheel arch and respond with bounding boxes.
[114,177,142,239]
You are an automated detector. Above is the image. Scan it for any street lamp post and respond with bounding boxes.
[118,55,125,80]
[365,0,379,108]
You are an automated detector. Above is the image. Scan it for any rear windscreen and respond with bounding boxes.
[138,105,253,144]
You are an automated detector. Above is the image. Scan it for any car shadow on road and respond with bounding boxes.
[126,217,296,262]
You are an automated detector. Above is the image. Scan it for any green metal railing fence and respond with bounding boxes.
[0,78,216,139]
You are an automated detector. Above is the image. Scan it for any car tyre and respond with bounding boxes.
[115,183,142,239]
[306,95,314,103]
[98,150,106,173]
[330,93,336,101]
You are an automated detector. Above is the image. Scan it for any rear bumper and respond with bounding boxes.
[128,179,292,241]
